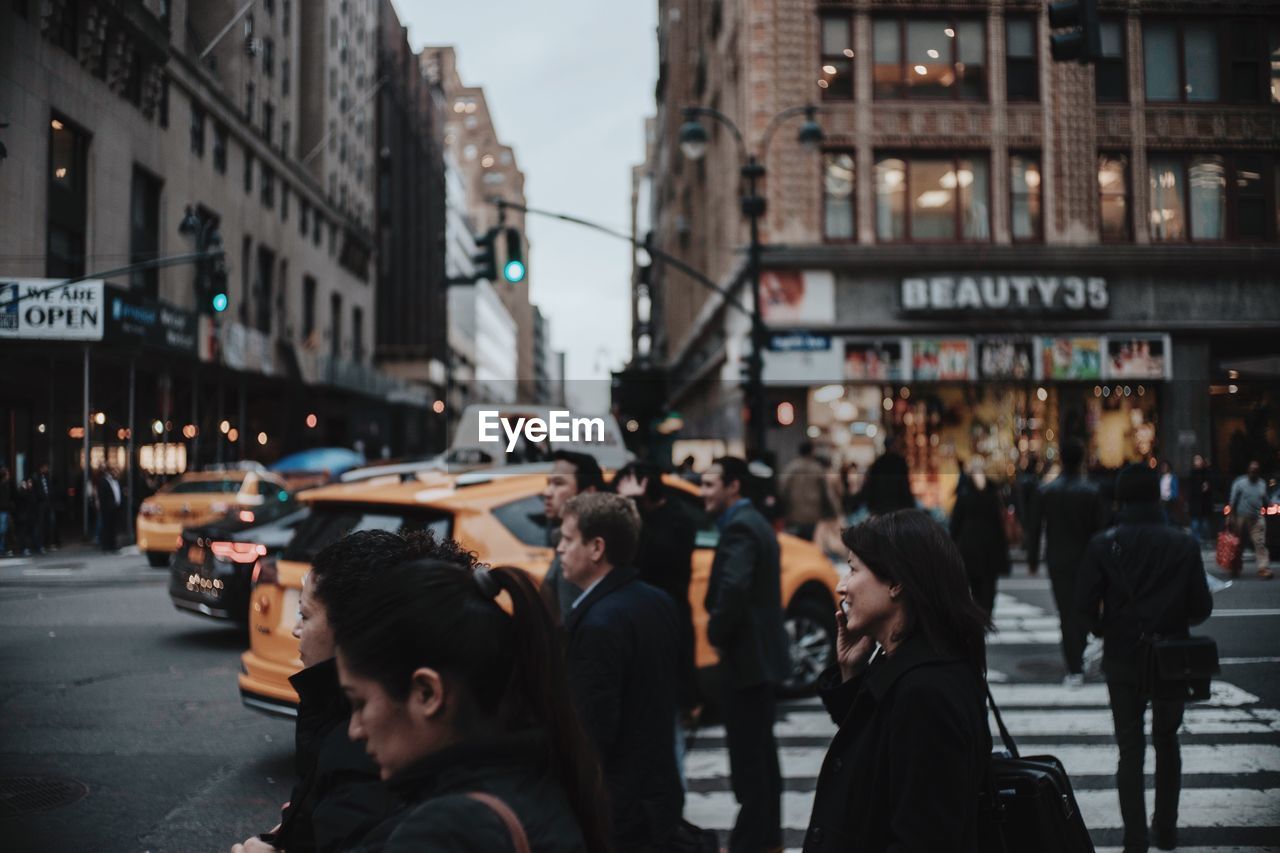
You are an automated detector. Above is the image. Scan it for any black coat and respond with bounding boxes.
[271,658,392,853]
[350,731,587,853]
[949,479,1010,581]
[1027,473,1107,575]
[803,637,991,853]
[634,499,698,709]
[1076,504,1214,680]
[564,567,683,849]
[705,502,790,690]
[857,451,915,516]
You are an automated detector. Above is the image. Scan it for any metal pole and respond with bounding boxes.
[126,358,136,540]
[198,0,257,61]
[81,346,90,539]
[238,381,247,461]
[191,366,199,471]
[744,157,768,455]
[216,366,225,466]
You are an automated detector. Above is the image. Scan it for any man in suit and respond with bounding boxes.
[538,450,604,623]
[1026,438,1108,686]
[701,456,788,853]
[557,492,683,853]
[97,466,122,553]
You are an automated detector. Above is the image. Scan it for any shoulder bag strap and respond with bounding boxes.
[985,682,1019,759]
[467,792,532,853]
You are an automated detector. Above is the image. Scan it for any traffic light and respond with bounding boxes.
[472,227,499,281]
[502,227,525,283]
[1048,0,1101,63]
[209,255,229,314]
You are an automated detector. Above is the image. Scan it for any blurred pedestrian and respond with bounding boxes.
[778,442,835,541]
[14,476,35,556]
[1013,453,1041,572]
[1158,461,1180,525]
[856,436,915,517]
[839,462,863,516]
[1077,463,1214,853]
[805,509,992,852]
[1186,454,1214,544]
[677,455,700,485]
[701,456,788,853]
[330,560,610,853]
[98,466,122,553]
[31,463,53,553]
[232,530,477,853]
[0,467,13,556]
[557,493,683,852]
[538,450,605,622]
[949,457,1009,617]
[1027,439,1108,686]
[1228,460,1272,579]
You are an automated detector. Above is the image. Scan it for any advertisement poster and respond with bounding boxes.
[977,339,1035,380]
[1105,335,1169,380]
[0,279,104,340]
[1040,337,1102,380]
[912,338,973,381]
[844,338,908,381]
[759,269,836,326]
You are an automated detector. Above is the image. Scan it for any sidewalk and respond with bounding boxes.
[0,542,165,586]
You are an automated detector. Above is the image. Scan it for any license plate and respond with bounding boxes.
[187,545,204,565]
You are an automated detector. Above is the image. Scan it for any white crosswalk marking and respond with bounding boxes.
[682,591,1280,850]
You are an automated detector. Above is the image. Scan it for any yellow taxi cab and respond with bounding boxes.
[137,468,291,567]
[239,467,841,718]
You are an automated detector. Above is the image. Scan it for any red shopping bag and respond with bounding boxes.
[1216,527,1242,573]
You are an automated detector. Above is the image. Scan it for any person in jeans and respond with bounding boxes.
[1077,464,1213,853]
[1228,460,1273,580]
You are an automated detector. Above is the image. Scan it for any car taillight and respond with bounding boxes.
[140,502,162,517]
[211,541,268,564]
[252,557,280,586]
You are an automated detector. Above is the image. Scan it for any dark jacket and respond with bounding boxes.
[634,498,699,710]
[271,658,392,853]
[565,567,683,849]
[803,636,991,853]
[705,502,790,689]
[1186,468,1214,518]
[949,479,1010,580]
[351,731,587,853]
[857,451,915,516]
[1076,504,1214,680]
[1027,473,1107,574]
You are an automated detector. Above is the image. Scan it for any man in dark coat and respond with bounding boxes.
[97,467,122,552]
[1185,454,1214,545]
[949,459,1010,616]
[1027,438,1107,686]
[701,456,789,853]
[1077,464,1213,853]
[538,450,604,623]
[557,492,683,852]
[856,437,915,517]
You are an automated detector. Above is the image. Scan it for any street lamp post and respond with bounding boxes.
[678,105,823,455]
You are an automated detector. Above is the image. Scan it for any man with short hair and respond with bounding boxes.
[557,492,683,853]
[1228,460,1272,579]
[777,441,835,541]
[701,457,788,853]
[1027,438,1108,686]
[539,449,604,621]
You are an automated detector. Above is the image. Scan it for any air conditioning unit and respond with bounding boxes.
[245,37,263,57]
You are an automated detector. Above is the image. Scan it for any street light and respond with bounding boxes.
[677,104,824,454]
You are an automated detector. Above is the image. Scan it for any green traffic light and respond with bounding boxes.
[212,293,228,312]
[503,260,526,283]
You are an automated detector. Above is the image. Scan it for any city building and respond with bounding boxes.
[644,0,1280,507]
[0,0,427,531]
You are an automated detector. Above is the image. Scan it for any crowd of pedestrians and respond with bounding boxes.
[0,463,60,556]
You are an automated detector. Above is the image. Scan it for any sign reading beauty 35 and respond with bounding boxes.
[0,279,105,340]
[901,275,1108,314]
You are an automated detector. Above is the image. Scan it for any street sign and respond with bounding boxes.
[0,278,105,340]
[105,287,197,353]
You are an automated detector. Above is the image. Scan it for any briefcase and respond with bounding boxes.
[979,686,1096,853]
[1144,635,1220,702]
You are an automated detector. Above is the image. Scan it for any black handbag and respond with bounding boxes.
[979,685,1096,853]
[1104,529,1220,702]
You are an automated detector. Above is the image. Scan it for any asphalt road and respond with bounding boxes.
[1,543,1277,852]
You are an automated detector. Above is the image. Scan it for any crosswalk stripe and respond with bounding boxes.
[684,743,1280,780]
[987,681,1260,708]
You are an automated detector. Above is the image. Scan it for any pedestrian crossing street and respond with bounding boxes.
[682,593,1280,852]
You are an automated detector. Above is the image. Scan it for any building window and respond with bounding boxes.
[874,17,986,100]
[1006,17,1037,101]
[353,306,364,361]
[129,165,162,297]
[281,185,289,222]
[261,165,275,209]
[190,103,205,156]
[313,213,323,246]
[283,0,291,33]
[263,101,274,145]
[46,115,90,279]
[300,200,309,236]
[240,235,252,323]
[874,154,990,241]
[281,120,290,156]
[1144,19,1272,104]
[1149,154,1274,242]
[213,122,228,173]
[245,81,255,121]
[302,275,317,340]
[158,75,170,128]
[244,149,254,194]
[819,14,854,100]
[330,292,342,358]
[822,151,855,240]
[1009,153,1042,241]
[264,37,274,76]
[1096,19,1127,102]
[255,245,274,334]
[282,58,291,96]
[1097,152,1131,242]
[55,2,78,56]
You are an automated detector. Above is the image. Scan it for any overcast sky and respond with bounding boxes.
[397,1,657,398]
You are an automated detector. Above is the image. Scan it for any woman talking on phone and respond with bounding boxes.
[802,509,993,853]
[333,558,612,853]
